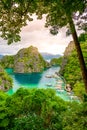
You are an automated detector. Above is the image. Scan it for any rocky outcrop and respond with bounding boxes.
[0,46,47,91]
[1,46,47,73]
[60,41,75,74]
[14,46,47,73]
[0,65,12,91]
[63,41,75,57]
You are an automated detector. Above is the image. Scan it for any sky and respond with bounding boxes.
[0,14,82,55]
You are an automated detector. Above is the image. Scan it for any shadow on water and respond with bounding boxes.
[14,72,42,85]
[6,66,77,101]
[6,67,60,94]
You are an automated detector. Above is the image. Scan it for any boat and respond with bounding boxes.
[45,75,52,78]
[46,83,52,87]
[52,74,58,78]
[58,79,63,83]
[56,89,64,93]
[55,85,62,89]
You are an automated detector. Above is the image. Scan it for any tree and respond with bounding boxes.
[62,101,87,130]
[36,0,87,92]
[0,88,66,130]
[0,0,37,44]
[0,0,87,92]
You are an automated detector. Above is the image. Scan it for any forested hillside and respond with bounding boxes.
[60,34,87,98]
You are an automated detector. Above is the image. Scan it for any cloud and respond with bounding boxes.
[0,14,73,55]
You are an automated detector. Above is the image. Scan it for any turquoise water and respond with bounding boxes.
[6,66,72,101]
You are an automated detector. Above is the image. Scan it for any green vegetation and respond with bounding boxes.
[0,0,87,92]
[0,1,87,129]
[0,88,66,130]
[0,55,14,68]
[0,0,86,43]
[0,65,13,91]
[50,57,63,66]
[1,46,47,73]
[62,100,87,130]
[78,33,87,42]
[0,88,87,130]
[14,46,47,73]
[61,34,87,99]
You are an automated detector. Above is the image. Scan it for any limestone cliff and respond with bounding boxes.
[60,41,75,74]
[1,46,47,73]
[14,46,47,73]
[63,41,75,57]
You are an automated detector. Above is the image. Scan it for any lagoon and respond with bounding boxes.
[6,66,72,101]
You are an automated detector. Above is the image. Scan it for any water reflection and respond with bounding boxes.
[6,66,60,93]
[14,73,42,85]
[6,66,79,101]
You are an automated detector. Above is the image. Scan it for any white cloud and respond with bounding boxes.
[0,14,73,55]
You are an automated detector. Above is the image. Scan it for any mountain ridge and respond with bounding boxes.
[41,52,61,61]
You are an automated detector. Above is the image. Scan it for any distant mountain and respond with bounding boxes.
[41,53,61,61]
[0,55,3,59]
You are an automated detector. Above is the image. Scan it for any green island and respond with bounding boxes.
[0,0,87,130]
[0,46,47,73]
[0,46,48,92]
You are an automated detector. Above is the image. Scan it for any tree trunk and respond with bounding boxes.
[67,15,87,93]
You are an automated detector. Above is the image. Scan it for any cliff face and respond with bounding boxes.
[60,41,75,74]
[59,39,87,98]
[0,65,12,91]
[63,41,75,57]
[1,46,47,73]
[14,46,47,73]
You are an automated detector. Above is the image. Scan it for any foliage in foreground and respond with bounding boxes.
[0,0,86,44]
[0,88,66,130]
[0,88,87,130]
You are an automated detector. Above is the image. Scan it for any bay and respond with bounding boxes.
[6,66,71,101]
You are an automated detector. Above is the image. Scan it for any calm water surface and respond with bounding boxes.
[6,66,71,101]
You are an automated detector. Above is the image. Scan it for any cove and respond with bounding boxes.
[6,66,73,101]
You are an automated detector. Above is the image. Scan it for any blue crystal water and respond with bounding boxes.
[6,66,71,101]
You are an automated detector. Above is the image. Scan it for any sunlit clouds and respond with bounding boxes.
[0,14,73,55]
